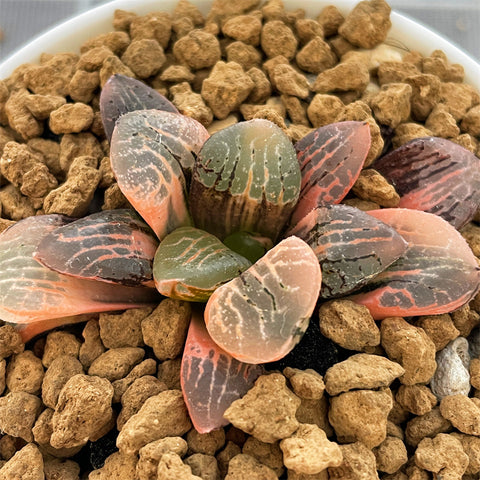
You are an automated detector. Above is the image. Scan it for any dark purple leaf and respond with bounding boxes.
[100,74,178,142]
[373,136,480,229]
[34,209,158,287]
[348,209,480,319]
[287,204,407,298]
[0,215,159,331]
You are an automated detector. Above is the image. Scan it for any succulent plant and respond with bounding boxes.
[1,74,480,432]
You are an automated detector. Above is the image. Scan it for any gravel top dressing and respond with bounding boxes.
[0,0,480,478]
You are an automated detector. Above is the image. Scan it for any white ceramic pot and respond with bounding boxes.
[0,0,479,88]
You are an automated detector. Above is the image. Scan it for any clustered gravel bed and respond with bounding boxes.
[1,0,480,478]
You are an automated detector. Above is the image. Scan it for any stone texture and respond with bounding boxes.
[329,389,392,448]
[381,317,437,385]
[324,353,404,395]
[280,423,342,474]
[117,389,192,455]
[223,373,301,443]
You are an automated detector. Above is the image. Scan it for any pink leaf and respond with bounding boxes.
[181,309,263,433]
[0,215,158,329]
[290,121,371,226]
[348,209,480,319]
[205,236,321,364]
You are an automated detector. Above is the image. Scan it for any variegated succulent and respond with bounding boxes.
[1,74,480,432]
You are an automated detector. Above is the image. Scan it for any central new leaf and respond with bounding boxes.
[189,119,301,241]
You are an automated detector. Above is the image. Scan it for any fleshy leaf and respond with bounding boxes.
[223,231,274,264]
[0,215,159,326]
[190,119,301,241]
[181,309,264,433]
[34,209,158,287]
[205,236,321,364]
[153,226,251,302]
[112,108,208,181]
[288,204,408,298]
[348,208,480,319]
[100,74,178,142]
[290,121,371,226]
[14,314,96,343]
[110,110,195,240]
[373,136,480,229]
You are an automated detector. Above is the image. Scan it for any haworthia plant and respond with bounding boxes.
[349,209,480,319]
[153,226,252,302]
[373,136,480,229]
[110,110,202,240]
[288,204,407,298]
[181,309,264,433]
[0,215,158,326]
[100,74,178,142]
[205,236,321,364]
[34,209,158,287]
[189,119,301,241]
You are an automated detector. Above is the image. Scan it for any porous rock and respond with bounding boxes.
[440,394,480,435]
[42,331,81,368]
[186,428,226,456]
[241,437,284,477]
[116,389,191,455]
[157,453,202,480]
[381,317,437,385]
[88,451,137,480]
[99,307,152,349]
[328,441,380,479]
[280,423,343,474]
[184,453,220,480]
[41,354,84,409]
[405,406,452,447]
[373,436,408,474]
[0,325,24,360]
[329,389,392,448]
[415,314,460,351]
[283,367,325,400]
[117,375,167,429]
[225,454,278,480]
[88,347,145,382]
[44,458,80,480]
[319,300,380,352]
[324,353,404,395]
[0,391,42,442]
[50,374,114,449]
[6,350,44,395]
[112,358,158,403]
[370,82,412,128]
[0,443,44,480]
[201,61,255,119]
[136,437,188,480]
[79,319,105,369]
[43,156,101,217]
[141,299,191,361]
[415,433,468,479]
[339,0,391,49]
[223,373,301,443]
[261,20,298,60]
[395,384,437,416]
